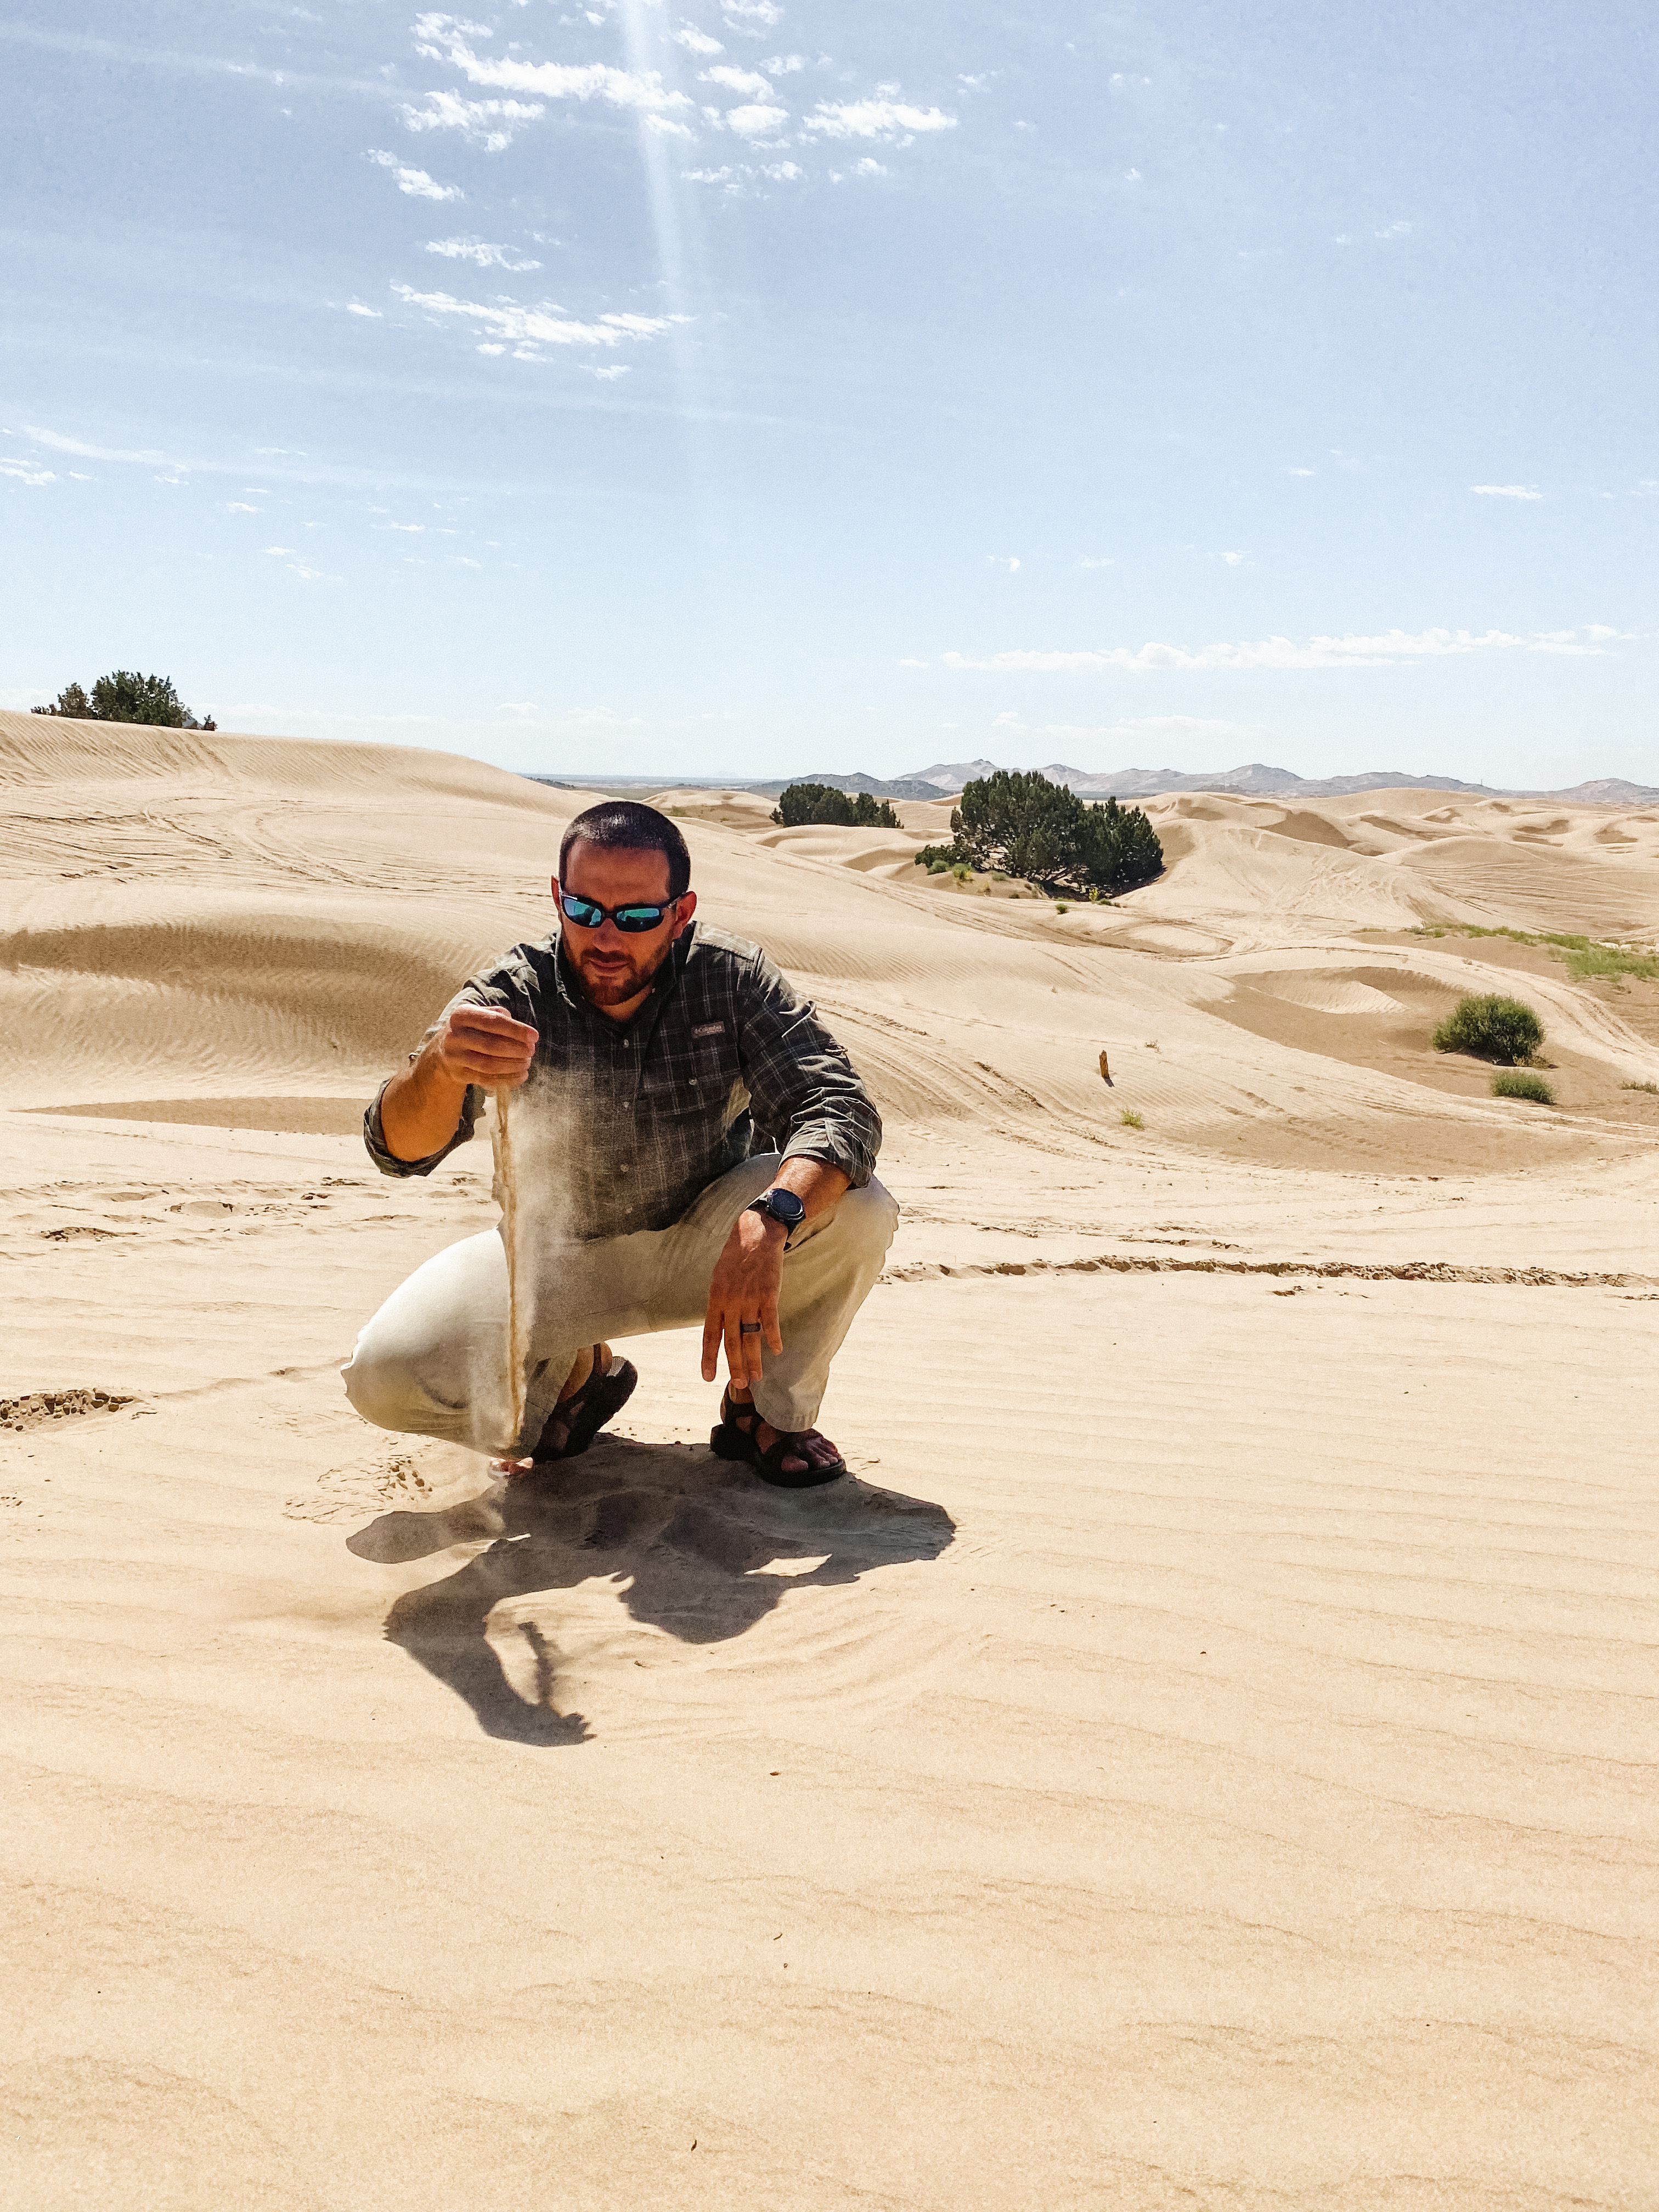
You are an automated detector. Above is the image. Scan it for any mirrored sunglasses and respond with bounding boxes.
[559,890,674,933]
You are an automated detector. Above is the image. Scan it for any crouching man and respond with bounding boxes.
[342,800,896,1486]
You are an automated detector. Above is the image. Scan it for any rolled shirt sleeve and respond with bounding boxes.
[736,950,882,1189]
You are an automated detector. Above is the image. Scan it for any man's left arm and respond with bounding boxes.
[699,957,879,1390]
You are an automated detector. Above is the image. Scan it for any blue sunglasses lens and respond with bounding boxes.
[561,893,669,933]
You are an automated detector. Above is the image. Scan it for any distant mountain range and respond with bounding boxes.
[532,761,1659,805]
[786,760,1659,805]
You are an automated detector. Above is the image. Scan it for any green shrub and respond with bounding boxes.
[927,858,950,875]
[1431,994,1544,1064]
[1119,1107,1144,1129]
[1622,1080,1659,1094]
[773,782,900,830]
[1054,900,1070,913]
[1492,1069,1555,1104]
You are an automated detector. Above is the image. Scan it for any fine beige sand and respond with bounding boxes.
[3,709,1656,2209]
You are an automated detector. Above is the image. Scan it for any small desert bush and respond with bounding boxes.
[1054,900,1070,913]
[1120,1107,1144,1129]
[1622,1079,1659,1094]
[927,858,950,874]
[1492,1069,1555,1105]
[1431,993,1544,1064]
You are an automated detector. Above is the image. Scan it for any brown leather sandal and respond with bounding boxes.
[531,1344,637,1463]
[709,1383,845,1488]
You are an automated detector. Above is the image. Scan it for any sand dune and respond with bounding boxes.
[3,713,1656,2209]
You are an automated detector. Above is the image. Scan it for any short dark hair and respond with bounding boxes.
[558,800,691,900]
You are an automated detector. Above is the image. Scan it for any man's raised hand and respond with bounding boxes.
[434,1004,539,1090]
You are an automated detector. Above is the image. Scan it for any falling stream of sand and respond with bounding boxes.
[492,1084,528,1452]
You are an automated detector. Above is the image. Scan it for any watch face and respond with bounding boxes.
[768,1188,806,1224]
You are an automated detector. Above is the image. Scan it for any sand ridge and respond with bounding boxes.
[2,714,1656,2208]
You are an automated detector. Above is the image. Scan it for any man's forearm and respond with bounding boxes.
[379,1047,473,1164]
[769,1155,851,1222]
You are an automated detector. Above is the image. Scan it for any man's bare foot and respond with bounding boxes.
[723,1380,843,1479]
[492,1342,613,1476]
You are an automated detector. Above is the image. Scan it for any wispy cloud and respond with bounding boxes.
[686,160,802,191]
[414,14,690,115]
[400,89,546,150]
[1,456,55,485]
[27,427,163,463]
[1471,483,1542,500]
[425,236,543,270]
[803,97,957,140]
[675,26,724,56]
[701,64,772,98]
[721,0,782,28]
[346,302,382,318]
[943,626,1614,673]
[367,149,461,200]
[392,282,679,356]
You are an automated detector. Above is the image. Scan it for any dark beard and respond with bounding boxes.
[568,934,673,1008]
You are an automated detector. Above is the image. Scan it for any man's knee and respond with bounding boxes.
[836,1174,899,1260]
[341,1336,415,1435]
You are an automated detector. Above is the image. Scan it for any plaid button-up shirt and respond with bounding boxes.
[364,921,882,1239]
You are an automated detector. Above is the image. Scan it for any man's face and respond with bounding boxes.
[554,842,696,1010]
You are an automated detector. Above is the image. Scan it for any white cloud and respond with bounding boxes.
[0,457,55,485]
[346,302,382,318]
[854,156,887,176]
[27,427,162,463]
[645,115,697,137]
[1288,466,1315,477]
[1471,483,1542,500]
[803,97,957,139]
[675,26,724,55]
[726,100,789,138]
[400,89,545,150]
[943,626,1613,673]
[1375,220,1414,239]
[899,657,928,667]
[425,236,542,270]
[722,0,782,26]
[686,159,802,190]
[368,149,461,200]
[586,364,630,380]
[264,545,298,555]
[1078,556,1113,569]
[701,63,772,97]
[414,14,690,114]
[987,554,1020,573]
[224,501,261,512]
[393,281,679,353]
[762,53,804,73]
[1219,550,1245,566]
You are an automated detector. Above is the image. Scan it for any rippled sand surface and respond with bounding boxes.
[3,713,1656,2208]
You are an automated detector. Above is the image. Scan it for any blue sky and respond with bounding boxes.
[2,2,1654,786]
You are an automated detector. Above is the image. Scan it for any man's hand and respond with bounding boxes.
[700,1161,850,1389]
[379,1004,539,1163]
[702,1206,788,1388]
[432,1004,539,1089]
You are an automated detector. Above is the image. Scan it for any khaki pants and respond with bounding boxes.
[341,1154,898,1458]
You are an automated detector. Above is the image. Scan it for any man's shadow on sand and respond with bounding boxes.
[347,1435,955,1745]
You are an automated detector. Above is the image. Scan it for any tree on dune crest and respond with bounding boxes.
[32,672,215,729]
[930,770,1164,895]
[772,782,901,830]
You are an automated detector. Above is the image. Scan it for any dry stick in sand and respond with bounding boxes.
[493,1085,529,1452]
